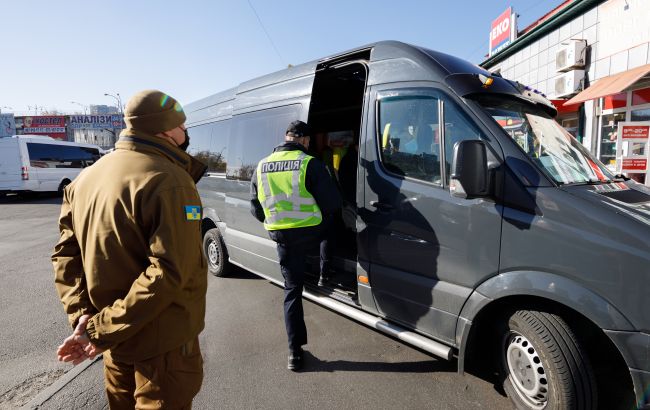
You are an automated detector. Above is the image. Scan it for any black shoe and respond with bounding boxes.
[288,348,303,371]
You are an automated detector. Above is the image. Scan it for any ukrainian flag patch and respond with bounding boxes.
[184,205,201,221]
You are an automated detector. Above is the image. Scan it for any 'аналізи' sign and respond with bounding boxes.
[69,115,124,130]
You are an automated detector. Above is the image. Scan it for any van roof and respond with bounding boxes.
[185,41,552,126]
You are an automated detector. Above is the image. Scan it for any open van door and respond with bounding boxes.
[359,84,503,345]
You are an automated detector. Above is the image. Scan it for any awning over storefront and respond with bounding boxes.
[551,99,580,115]
[564,63,650,106]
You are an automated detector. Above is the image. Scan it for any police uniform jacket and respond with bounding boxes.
[250,142,342,244]
[52,130,208,363]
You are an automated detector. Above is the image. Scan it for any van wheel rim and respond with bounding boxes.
[207,239,220,267]
[505,332,548,408]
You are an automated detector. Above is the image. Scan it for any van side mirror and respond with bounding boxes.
[450,140,489,199]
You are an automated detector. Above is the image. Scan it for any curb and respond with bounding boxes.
[24,354,102,409]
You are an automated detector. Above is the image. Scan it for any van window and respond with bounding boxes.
[442,100,487,184]
[226,105,300,180]
[26,143,100,168]
[378,95,441,184]
[188,120,229,173]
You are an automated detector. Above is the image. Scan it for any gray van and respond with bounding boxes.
[185,41,649,410]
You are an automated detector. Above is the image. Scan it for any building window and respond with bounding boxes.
[598,112,625,167]
[561,117,579,138]
[597,87,650,175]
[631,108,650,121]
[632,87,650,106]
[603,92,627,110]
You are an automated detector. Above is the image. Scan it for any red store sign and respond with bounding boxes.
[622,158,647,171]
[23,116,67,140]
[489,8,515,56]
[621,125,650,140]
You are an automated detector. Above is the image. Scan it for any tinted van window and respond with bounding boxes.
[188,120,229,173]
[27,143,100,168]
[442,100,487,184]
[378,95,441,185]
[226,105,301,180]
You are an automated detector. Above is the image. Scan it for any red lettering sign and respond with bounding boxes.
[490,8,513,54]
[622,158,647,171]
[22,116,67,140]
[622,125,650,140]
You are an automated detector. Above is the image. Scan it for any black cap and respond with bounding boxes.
[286,120,311,138]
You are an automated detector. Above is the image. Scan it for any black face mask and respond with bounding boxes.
[179,129,190,151]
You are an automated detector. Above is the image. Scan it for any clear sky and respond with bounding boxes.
[1,0,565,115]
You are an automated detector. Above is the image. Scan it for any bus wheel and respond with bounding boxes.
[499,310,596,410]
[203,227,230,277]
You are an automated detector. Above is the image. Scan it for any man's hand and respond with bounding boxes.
[56,314,103,364]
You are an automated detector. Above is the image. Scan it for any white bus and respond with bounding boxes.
[0,135,102,195]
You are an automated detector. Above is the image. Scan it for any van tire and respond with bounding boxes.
[499,310,596,410]
[203,227,230,277]
[58,179,71,196]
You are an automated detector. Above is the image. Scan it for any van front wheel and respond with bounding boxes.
[203,227,230,277]
[499,310,596,410]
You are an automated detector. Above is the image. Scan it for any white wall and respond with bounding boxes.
[72,129,117,150]
[490,0,650,95]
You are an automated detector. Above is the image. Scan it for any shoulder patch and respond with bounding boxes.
[184,205,201,221]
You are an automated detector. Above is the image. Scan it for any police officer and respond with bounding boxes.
[250,120,341,371]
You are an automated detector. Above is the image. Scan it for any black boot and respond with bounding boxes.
[287,348,304,371]
[317,273,329,287]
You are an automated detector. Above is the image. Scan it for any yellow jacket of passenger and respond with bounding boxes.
[52,130,208,363]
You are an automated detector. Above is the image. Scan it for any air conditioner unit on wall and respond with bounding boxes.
[556,40,587,72]
[554,70,585,98]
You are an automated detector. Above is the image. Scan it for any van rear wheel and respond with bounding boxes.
[203,227,230,277]
[499,310,596,410]
[58,179,71,196]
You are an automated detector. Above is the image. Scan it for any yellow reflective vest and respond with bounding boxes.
[256,150,322,230]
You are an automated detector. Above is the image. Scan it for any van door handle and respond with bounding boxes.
[369,200,394,211]
[390,231,428,244]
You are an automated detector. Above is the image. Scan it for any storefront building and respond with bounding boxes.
[482,0,650,184]
[69,114,124,150]
[13,114,124,150]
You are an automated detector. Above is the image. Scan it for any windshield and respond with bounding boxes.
[475,96,615,185]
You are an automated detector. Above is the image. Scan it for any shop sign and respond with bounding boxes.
[69,114,124,130]
[621,125,650,140]
[22,116,67,140]
[1,113,16,138]
[622,158,647,171]
[489,7,517,57]
[616,121,650,175]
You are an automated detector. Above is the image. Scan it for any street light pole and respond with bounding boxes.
[70,101,88,115]
[104,93,123,115]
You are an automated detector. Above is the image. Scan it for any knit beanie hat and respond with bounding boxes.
[123,89,186,134]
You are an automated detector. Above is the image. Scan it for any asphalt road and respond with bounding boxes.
[0,194,513,409]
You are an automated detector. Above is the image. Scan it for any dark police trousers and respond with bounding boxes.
[276,240,309,352]
[271,219,332,352]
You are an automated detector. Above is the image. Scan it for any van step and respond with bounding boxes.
[229,260,454,362]
[302,290,453,361]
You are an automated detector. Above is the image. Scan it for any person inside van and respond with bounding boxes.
[312,129,339,288]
